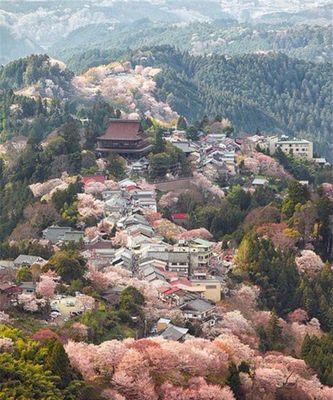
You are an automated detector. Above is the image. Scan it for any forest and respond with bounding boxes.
[134,46,332,160]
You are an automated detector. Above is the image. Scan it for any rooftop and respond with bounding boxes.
[98,120,142,141]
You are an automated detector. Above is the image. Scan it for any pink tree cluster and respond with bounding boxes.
[151,218,185,241]
[246,353,332,400]
[71,322,89,340]
[159,192,178,208]
[77,193,105,219]
[176,228,213,241]
[111,231,129,247]
[17,293,46,312]
[288,308,309,324]
[256,222,299,251]
[36,272,58,299]
[0,311,11,324]
[160,377,235,400]
[0,337,13,353]
[84,181,107,194]
[193,172,224,199]
[144,211,162,225]
[65,336,233,400]
[75,294,96,312]
[219,310,254,338]
[288,318,322,354]
[295,250,324,276]
[65,330,333,400]
[243,157,260,173]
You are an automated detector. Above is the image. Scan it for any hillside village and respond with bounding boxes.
[0,110,333,399]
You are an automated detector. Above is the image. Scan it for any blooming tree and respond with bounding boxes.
[77,193,105,219]
[193,172,224,199]
[36,273,58,299]
[17,293,46,312]
[295,250,324,276]
[0,337,13,353]
[75,295,96,312]
[0,311,11,324]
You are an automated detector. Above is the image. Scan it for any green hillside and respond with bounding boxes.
[132,46,332,159]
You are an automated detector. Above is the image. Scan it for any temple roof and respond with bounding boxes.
[98,120,142,141]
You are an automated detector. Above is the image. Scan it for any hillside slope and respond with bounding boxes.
[131,46,332,159]
[52,20,332,68]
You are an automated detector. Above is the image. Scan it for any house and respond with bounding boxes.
[139,265,167,285]
[189,238,214,268]
[314,158,329,166]
[155,317,188,341]
[160,324,189,341]
[102,189,123,201]
[100,285,126,305]
[105,196,127,214]
[140,243,171,261]
[14,255,47,268]
[42,225,84,244]
[252,178,268,187]
[81,175,105,187]
[111,248,134,269]
[0,283,21,308]
[139,258,167,271]
[269,136,313,160]
[171,140,198,155]
[131,159,149,173]
[180,298,216,320]
[96,119,153,155]
[158,286,198,306]
[167,251,190,276]
[171,213,188,226]
[0,283,21,297]
[189,277,221,302]
[133,198,157,212]
[156,317,171,332]
[19,281,36,294]
[0,260,15,269]
[126,224,155,238]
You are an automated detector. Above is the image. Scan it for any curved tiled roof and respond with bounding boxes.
[98,119,142,141]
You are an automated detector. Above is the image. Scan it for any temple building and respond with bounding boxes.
[96,119,152,155]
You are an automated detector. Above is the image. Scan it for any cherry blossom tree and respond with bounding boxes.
[177,228,213,241]
[17,293,46,312]
[161,377,235,400]
[77,193,105,219]
[287,308,309,324]
[75,294,95,312]
[193,172,224,199]
[31,328,60,342]
[159,192,178,208]
[0,337,13,353]
[0,311,11,324]
[295,250,324,276]
[71,322,89,340]
[111,231,129,247]
[36,273,58,299]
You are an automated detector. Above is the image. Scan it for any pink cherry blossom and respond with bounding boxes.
[0,337,13,352]
[36,273,57,299]
[295,250,324,276]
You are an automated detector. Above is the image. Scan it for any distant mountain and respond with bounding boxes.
[52,20,332,71]
[1,0,332,65]
[0,25,42,65]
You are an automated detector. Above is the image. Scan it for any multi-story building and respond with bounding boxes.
[189,277,222,302]
[269,136,313,160]
[96,119,152,155]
